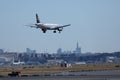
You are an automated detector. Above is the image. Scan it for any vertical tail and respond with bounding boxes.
[36,13,40,23]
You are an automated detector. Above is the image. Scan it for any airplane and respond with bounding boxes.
[29,14,71,33]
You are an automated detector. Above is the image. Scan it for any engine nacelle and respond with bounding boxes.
[58,28,63,31]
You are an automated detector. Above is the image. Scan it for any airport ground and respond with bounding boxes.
[0,63,120,77]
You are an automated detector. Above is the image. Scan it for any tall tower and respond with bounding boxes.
[77,42,79,49]
[75,42,81,54]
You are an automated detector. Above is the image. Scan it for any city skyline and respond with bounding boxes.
[57,42,81,54]
[0,0,120,53]
[1,42,81,54]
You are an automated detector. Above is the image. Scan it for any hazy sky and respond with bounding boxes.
[0,0,120,53]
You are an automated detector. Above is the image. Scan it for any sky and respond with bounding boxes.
[0,0,120,53]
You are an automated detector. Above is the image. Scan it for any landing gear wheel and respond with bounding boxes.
[53,30,56,33]
[42,29,46,33]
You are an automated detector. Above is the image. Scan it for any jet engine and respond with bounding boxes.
[58,28,63,31]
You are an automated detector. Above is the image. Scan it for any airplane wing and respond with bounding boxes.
[30,25,36,28]
[54,24,71,29]
[25,24,36,28]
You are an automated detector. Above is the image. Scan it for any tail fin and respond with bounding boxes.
[36,13,40,23]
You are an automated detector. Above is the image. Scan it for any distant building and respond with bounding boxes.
[106,56,115,63]
[57,42,81,54]
[63,51,72,54]
[106,56,120,63]
[0,49,4,53]
[74,62,86,65]
[57,48,62,54]
[114,57,120,63]
[74,42,81,54]
[26,48,36,53]
[0,58,6,63]
[47,59,64,66]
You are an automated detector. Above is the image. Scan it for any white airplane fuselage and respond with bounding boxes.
[35,23,60,30]
[29,14,71,33]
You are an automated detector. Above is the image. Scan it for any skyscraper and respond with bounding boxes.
[75,42,81,54]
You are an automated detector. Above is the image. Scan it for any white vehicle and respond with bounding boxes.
[29,14,71,33]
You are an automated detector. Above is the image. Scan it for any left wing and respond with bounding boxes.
[54,24,71,29]
[58,24,71,28]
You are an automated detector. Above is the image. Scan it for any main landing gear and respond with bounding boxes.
[53,30,56,33]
